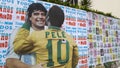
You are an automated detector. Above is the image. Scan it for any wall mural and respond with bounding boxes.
[0,0,120,68]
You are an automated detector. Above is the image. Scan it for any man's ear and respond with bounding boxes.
[45,14,50,26]
[29,17,32,21]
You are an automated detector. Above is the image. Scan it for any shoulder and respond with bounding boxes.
[30,30,46,37]
[12,27,21,33]
[10,27,21,36]
[65,32,76,44]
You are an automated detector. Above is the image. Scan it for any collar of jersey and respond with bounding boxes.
[48,26,60,30]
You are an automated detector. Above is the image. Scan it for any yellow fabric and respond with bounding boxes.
[13,28,79,68]
[95,64,105,68]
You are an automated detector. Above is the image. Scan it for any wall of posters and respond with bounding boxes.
[0,0,15,67]
[87,12,120,67]
[0,0,34,68]
[0,0,120,68]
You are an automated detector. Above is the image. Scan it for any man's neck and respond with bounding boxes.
[32,26,44,31]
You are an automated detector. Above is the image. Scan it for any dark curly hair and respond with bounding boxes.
[26,3,47,25]
[27,3,47,17]
[46,5,64,27]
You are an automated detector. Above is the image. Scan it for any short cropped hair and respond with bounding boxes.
[46,5,64,27]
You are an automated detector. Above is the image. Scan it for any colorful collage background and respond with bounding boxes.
[0,0,120,68]
[87,12,120,66]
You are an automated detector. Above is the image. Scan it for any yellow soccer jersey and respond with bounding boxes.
[14,26,79,68]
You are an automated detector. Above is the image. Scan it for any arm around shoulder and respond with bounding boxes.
[13,28,33,54]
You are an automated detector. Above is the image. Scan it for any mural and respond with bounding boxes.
[0,0,120,68]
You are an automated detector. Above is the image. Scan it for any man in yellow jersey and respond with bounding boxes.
[6,3,47,68]
[13,5,79,68]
